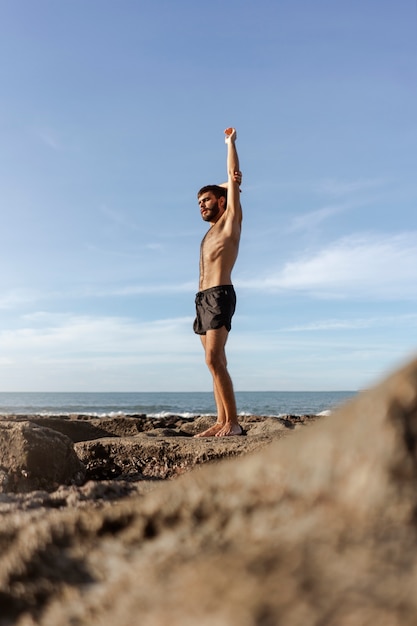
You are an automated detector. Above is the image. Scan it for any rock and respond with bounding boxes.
[0,480,159,518]
[74,431,273,480]
[4,358,417,624]
[0,421,85,493]
[4,415,147,442]
[2,414,297,483]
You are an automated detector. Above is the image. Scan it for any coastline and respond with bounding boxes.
[0,389,356,418]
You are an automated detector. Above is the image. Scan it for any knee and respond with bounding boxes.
[205,351,227,372]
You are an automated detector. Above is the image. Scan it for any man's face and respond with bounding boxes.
[198,192,223,222]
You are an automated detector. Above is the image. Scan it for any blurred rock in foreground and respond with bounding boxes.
[2,357,417,625]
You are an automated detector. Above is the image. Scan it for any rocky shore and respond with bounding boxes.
[0,412,316,512]
[2,358,417,625]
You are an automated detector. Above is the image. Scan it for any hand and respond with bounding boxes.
[224,127,237,143]
[233,170,242,186]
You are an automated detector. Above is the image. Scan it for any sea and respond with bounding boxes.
[0,391,357,418]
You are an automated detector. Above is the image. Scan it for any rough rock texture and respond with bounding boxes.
[3,358,417,624]
[0,421,85,493]
[73,422,284,480]
[4,414,310,483]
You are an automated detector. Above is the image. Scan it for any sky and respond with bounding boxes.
[0,0,416,392]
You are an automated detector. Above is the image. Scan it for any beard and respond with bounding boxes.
[201,200,220,222]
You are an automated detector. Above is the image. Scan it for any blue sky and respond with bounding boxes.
[0,0,416,392]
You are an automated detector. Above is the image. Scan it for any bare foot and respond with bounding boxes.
[194,423,224,438]
[215,422,244,437]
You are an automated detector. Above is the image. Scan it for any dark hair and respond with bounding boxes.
[197,185,227,203]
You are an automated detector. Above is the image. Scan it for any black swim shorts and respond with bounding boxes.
[193,285,236,335]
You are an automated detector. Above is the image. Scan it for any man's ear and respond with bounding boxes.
[219,196,226,210]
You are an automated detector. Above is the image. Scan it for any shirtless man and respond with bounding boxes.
[193,127,243,437]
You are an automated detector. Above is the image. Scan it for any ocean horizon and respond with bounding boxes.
[0,390,357,418]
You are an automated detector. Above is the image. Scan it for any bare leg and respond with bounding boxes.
[195,327,243,437]
[213,378,227,424]
[195,335,225,437]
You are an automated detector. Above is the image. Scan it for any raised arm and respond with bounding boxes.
[218,170,242,190]
[224,128,242,223]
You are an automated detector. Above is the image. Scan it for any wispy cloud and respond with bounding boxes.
[239,232,417,300]
[0,313,196,357]
[288,202,352,232]
[105,281,195,296]
[0,289,38,310]
[0,309,413,392]
[0,281,196,311]
[314,177,388,197]
[99,205,142,231]
[287,177,388,233]
[283,314,417,332]
[34,127,64,151]
[0,313,202,391]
